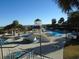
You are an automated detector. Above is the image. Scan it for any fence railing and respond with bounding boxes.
[16,49,53,59]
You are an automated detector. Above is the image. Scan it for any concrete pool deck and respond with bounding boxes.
[0,34,66,59]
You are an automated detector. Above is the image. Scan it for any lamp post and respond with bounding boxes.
[34,19,42,59]
[39,25,42,59]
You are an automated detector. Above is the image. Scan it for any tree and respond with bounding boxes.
[67,11,79,31]
[58,17,64,25]
[34,19,42,26]
[4,20,26,35]
[52,19,56,25]
[55,0,79,13]
[12,20,19,26]
[34,19,42,29]
[0,29,4,34]
[52,19,57,29]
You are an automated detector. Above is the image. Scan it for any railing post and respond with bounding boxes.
[0,39,3,59]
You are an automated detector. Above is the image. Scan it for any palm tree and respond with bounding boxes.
[58,17,64,25]
[67,11,79,39]
[34,19,42,29]
[52,19,56,29]
[52,19,56,25]
[4,20,26,36]
[55,0,79,13]
[67,11,79,31]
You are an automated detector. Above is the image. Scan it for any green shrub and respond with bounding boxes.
[1,36,9,40]
[22,38,33,43]
[14,37,20,40]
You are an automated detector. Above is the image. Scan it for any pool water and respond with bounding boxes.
[48,31,62,37]
[0,38,6,44]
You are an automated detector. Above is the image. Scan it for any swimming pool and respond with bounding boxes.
[47,31,63,37]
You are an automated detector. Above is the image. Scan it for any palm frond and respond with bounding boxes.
[55,0,79,13]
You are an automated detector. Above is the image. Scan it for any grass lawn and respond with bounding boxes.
[64,40,79,59]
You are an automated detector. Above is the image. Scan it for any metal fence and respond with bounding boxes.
[17,50,53,59]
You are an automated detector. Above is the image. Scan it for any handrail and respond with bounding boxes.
[35,52,53,59]
[15,49,33,59]
[16,49,53,59]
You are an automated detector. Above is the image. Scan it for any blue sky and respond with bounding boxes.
[0,0,67,26]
